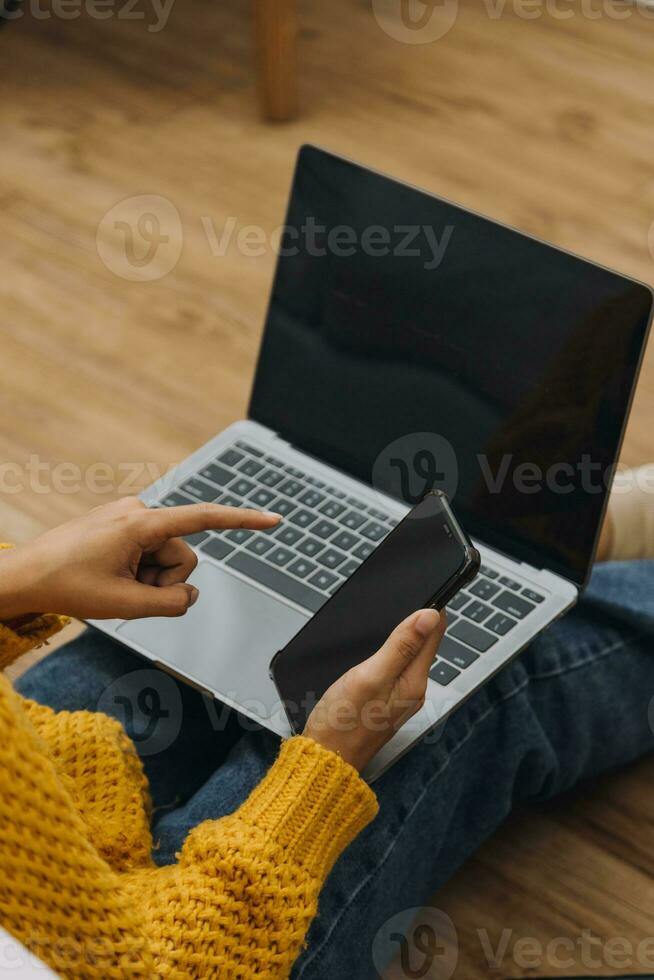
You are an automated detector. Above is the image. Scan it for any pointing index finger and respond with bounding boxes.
[141,503,282,542]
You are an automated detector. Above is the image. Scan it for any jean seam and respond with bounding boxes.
[296,631,640,978]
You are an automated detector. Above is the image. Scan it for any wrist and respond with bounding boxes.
[0,545,41,620]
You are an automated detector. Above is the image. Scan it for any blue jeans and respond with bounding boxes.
[16,561,654,979]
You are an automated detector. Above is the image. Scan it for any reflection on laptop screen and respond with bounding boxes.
[249,145,653,586]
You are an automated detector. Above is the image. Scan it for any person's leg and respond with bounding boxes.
[15,628,249,811]
[286,559,654,979]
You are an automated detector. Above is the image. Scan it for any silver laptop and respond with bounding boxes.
[90,146,653,781]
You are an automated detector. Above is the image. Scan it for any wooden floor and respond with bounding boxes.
[2,1,654,976]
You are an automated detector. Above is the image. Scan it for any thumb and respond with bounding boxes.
[109,579,200,619]
[372,609,441,681]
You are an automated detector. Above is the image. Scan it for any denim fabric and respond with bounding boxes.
[16,560,654,980]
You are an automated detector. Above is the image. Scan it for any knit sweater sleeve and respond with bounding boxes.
[1,668,378,979]
[126,736,379,977]
[0,543,69,670]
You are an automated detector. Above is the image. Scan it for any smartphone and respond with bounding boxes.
[270,490,480,733]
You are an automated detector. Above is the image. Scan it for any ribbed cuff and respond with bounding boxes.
[235,736,379,880]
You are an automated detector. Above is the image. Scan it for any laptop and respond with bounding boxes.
[91,145,654,781]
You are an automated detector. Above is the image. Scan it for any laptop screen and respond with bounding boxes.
[249,146,653,587]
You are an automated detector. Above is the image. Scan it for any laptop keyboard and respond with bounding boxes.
[158,439,546,689]
[160,440,397,614]
[431,564,545,686]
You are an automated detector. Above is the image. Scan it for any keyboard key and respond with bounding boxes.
[318,549,347,570]
[246,535,274,557]
[368,507,390,521]
[161,491,194,507]
[320,500,347,519]
[276,526,304,547]
[220,494,240,508]
[522,588,545,604]
[499,576,521,591]
[235,441,263,458]
[486,613,517,636]
[265,455,285,467]
[332,530,359,552]
[493,592,535,620]
[270,497,296,517]
[297,536,324,558]
[469,579,501,601]
[462,600,492,624]
[239,458,264,477]
[290,509,316,529]
[347,496,366,510]
[180,476,220,502]
[268,546,294,567]
[216,449,244,468]
[437,636,480,670]
[279,479,304,497]
[299,489,325,508]
[313,519,338,539]
[448,592,470,611]
[250,488,276,508]
[341,511,367,531]
[286,466,304,478]
[429,661,460,686]
[353,541,375,560]
[480,564,499,579]
[309,569,338,591]
[332,489,346,500]
[288,557,317,579]
[201,462,235,486]
[228,552,325,611]
[341,559,360,577]
[230,478,255,499]
[185,531,209,547]
[260,469,285,488]
[201,538,235,562]
[450,620,497,652]
[226,528,254,545]
[360,521,387,541]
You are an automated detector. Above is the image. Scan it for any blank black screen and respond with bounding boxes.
[250,146,652,586]
[271,492,467,732]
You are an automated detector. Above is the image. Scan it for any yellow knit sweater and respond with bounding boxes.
[0,582,378,977]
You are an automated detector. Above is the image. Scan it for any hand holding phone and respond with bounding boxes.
[270,491,480,769]
[302,607,445,772]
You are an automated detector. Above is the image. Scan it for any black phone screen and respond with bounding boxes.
[271,493,471,732]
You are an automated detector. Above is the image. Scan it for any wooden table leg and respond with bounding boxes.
[253,0,298,122]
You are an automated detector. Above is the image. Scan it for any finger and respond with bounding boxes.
[136,503,281,546]
[104,578,200,620]
[369,609,441,683]
[139,537,198,586]
[400,609,447,689]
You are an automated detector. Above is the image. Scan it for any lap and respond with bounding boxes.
[15,561,654,977]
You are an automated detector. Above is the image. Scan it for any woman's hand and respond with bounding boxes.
[303,608,446,772]
[0,496,280,621]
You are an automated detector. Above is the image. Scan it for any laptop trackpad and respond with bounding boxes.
[117,560,308,729]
